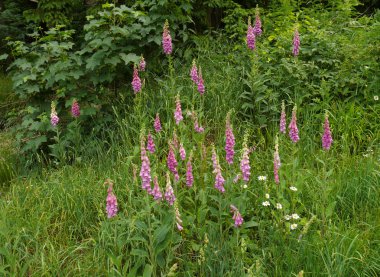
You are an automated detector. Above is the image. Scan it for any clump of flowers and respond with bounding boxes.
[167,142,179,181]
[192,112,205,133]
[146,132,155,153]
[179,143,186,161]
[230,205,244,227]
[139,55,146,71]
[71,99,80,118]
[280,100,286,134]
[154,113,162,132]
[289,186,298,191]
[162,20,173,55]
[273,136,281,184]
[174,94,183,125]
[151,176,163,201]
[253,7,262,36]
[132,66,142,93]
[211,145,225,193]
[50,102,59,127]
[292,27,300,57]
[140,134,152,193]
[197,67,205,95]
[262,201,270,206]
[240,134,251,182]
[225,112,235,165]
[186,152,194,187]
[175,204,183,231]
[258,175,267,181]
[246,17,256,50]
[190,59,198,84]
[322,112,333,150]
[105,179,118,218]
[164,172,176,205]
[288,105,299,143]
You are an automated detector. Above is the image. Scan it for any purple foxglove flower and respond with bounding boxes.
[179,143,186,161]
[280,100,286,134]
[230,205,243,227]
[186,158,193,187]
[132,66,142,93]
[322,113,333,150]
[162,20,173,55]
[175,206,183,231]
[246,17,256,50]
[174,94,183,125]
[233,174,241,184]
[167,144,179,181]
[151,176,163,201]
[139,55,146,71]
[253,10,262,36]
[190,59,198,84]
[292,28,300,57]
[225,113,235,165]
[146,133,155,153]
[164,172,176,205]
[50,102,59,127]
[211,146,225,193]
[154,113,162,132]
[197,67,205,95]
[71,99,80,118]
[140,136,152,193]
[194,115,204,133]
[273,136,281,184]
[106,181,118,218]
[288,105,299,143]
[240,148,251,182]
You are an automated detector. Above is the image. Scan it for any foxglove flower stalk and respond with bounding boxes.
[246,17,256,50]
[211,145,225,193]
[190,59,198,84]
[146,133,155,153]
[280,100,286,134]
[164,172,176,205]
[225,112,235,165]
[233,174,241,184]
[50,102,59,127]
[105,180,118,218]
[172,130,179,149]
[230,205,243,227]
[288,105,299,143]
[240,134,251,182]
[71,99,80,118]
[197,67,205,95]
[193,113,205,133]
[154,113,162,132]
[132,66,142,93]
[167,143,179,181]
[162,20,173,55]
[253,8,262,36]
[151,176,163,201]
[174,94,183,125]
[186,155,193,187]
[139,55,146,71]
[322,113,333,150]
[273,136,281,184]
[175,205,183,231]
[140,135,152,193]
[292,28,300,57]
[179,143,186,161]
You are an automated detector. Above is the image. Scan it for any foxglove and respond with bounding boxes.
[322,113,333,150]
[246,17,256,50]
[140,135,152,193]
[164,172,176,205]
[292,28,300,57]
[146,133,155,153]
[225,112,235,165]
[167,143,179,181]
[190,59,198,84]
[197,67,205,95]
[139,55,146,71]
[106,181,118,218]
[174,94,183,125]
[253,8,262,36]
[240,134,251,182]
[71,99,80,118]
[50,102,59,127]
[154,113,162,132]
[151,176,163,201]
[162,20,173,55]
[186,154,194,187]
[288,105,299,143]
[280,100,286,134]
[230,205,243,227]
[132,66,142,93]
[273,136,281,184]
[179,143,186,161]
[211,145,225,193]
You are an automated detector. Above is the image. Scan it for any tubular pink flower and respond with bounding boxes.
[140,135,152,193]
[240,146,251,182]
[164,172,176,205]
[280,100,286,134]
[71,99,80,118]
[211,146,225,193]
[273,136,281,184]
[154,113,162,132]
[167,143,179,181]
[197,67,205,95]
[186,157,193,187]
[132,66,142,93]
[193,113,205,133]
[225,113,235,165]
[162,20,173,55]
[190,59,198,84]
[174,94,183,125]
[246,17,256,50]
[139,55,146,71]
[50,102,59,127]
[106,181,118,218]
[292,28,300,56]
[230,205,243,227]
[322,113,333,150]
[288,105,299,143]
[151,176,163,201]
[175,206,183,231]
[179,143,186,161]
[253,9,262,36]
[146,133,155,153]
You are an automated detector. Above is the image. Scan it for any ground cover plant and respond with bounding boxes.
[0,1,379,276]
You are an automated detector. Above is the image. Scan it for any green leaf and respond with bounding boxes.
[153,225,170,247]
[0,54,8,60]
[143,264,153,277]
[130,249,148,258]
[119,53,139,66]
[244,221,259,228]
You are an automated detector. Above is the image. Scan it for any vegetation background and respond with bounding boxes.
[0,0,379,276]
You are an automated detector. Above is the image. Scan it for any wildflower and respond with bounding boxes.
[233,174,241,183]
[253,8,262,36]
[175,205,183,231]
[139,55,146,71]
[280,100,286,134]
[167,143,179,181]
[105,180,118,218]
[71,99,80,118]
[186,154,193,187]
[322,113,333,150]
[258,175,267,181]
[276,203,283,210]
[146,132,155,153]
[290,223,298,230]
[374,95,379,101]
[172,130,179,149]
[273,136,281,184]
[154,113,162,132]
[174,94,183,125]
[288,105,299,143]
[179,143,186,161]
[164,172,176,205]
[50,102,59,127]
[193,113,205,133]
[292,213,300,220]
[162,20,173,55]
[240,134,251,182]
[197,67,205,95]
[211,145,225,193]
[262,201,270,206]
[131,66,142,93]
[246,17,256,50]
[140,135,152,193]
[225,112,235,165]
[242,184,248,189]
[230,205,244,227]
[190,59,198,84]
[292,28,300,56]
[265,193,270,199]
[151,176,163,201]
[289,186,298,191]
[284,215,291,220]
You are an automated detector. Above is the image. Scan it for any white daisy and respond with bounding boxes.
[242,184,248,189]
[258,176,267,181]
[265,193,270,199]
[262,201,270,207]
[284,215,291,220]
[292,213,300,220]
[276,203,282,210]
[374,95,379,101]
[290,223,298,230]
[289,186,298,191]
